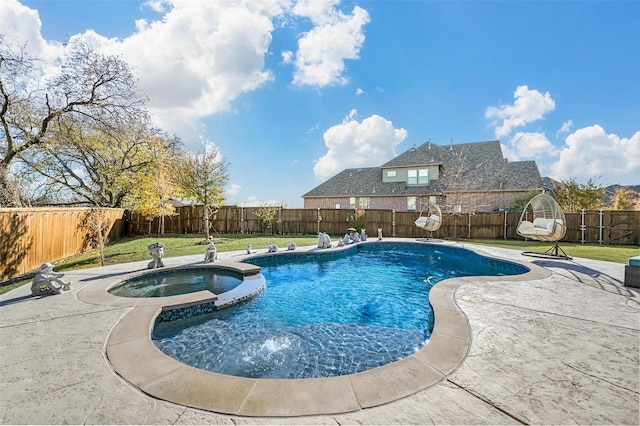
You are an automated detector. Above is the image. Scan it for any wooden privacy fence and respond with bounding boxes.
[0,208,125,282]
[127,206,640,245]
[1,206,637,282]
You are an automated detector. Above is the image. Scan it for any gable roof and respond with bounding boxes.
[303,140,544,198]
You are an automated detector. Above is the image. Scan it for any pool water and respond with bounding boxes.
[152,242,528,379]
[108,268,243,298]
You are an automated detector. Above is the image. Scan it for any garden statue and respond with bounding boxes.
[317,232,332,248]
[360,229,367,241]
[247,243,253,254]
[353,232,361,242]
[147,242,165,269]
[204,241,217,263]
[267,242,278,252]
[286,241,297,250]
[337,238,345,247]
[31,263,71,296]
[377,228,383,240]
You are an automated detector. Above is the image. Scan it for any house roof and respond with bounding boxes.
[302,140,544,198]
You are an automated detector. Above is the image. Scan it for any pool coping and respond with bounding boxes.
[78,240,551,417]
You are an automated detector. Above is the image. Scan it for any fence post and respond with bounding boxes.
[317,208,321,234]
[392,209,396,237]
[503,211,507,240]
[599,210,604,245]
[278,206,283,235]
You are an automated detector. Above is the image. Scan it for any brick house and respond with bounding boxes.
[302,140,544,213]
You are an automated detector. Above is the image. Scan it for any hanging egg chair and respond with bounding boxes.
[517,193,571,259]
[415,201,442,240]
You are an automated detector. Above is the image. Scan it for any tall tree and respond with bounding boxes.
[19,115,175,207]
[170,147,229,240]
[125,135,180,233]
[553,177,606,212]
[0,37,144,206]
[610,186,640,211]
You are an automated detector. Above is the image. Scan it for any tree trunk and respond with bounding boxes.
[0,163,19,207]
[203,204,210,240]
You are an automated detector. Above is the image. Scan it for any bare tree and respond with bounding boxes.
[80,207,111,266]
[1,37,145,206]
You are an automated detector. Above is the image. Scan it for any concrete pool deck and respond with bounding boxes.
[1,239,639,424]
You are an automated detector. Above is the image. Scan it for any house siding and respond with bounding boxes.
[302,140,544,212]
[303,191,526,213]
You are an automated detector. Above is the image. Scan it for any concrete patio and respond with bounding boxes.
[1,241,638,424]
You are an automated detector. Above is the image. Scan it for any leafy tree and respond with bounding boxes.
[19,115,173,207]
[553,177,607,212]
[508,190,541,212]
[170,147,229,240]
[124,136,180,232]
[610,186,640,211]
[0,37,145,206]
[350,207,367,231]
[254,203,279,233]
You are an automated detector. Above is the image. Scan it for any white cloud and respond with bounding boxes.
[313,110,408,180]
[281,50,294,64]
[503,132,556,161]
[500,143,519,163]
[486,85,556,138]
[555,119,573,138]
[226,183,242,195]
[550,125,640,185]
[119,1,287,143]
[143,0,171,14]
[1,0,373,149]
[238,196,261,207]
[0,0,58,60]
[356,87,364,95]
[237,196,282,207]
[1,0,293,148]
[291,0,370,87]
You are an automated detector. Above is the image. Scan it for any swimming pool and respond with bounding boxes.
[152,242,528,379]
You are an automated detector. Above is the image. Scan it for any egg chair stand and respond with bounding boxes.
[517,193,572,260]
[522,243,572,260]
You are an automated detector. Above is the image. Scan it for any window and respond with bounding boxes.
[359,197,370,209]
[349,197,356,209]
[407,170,417,184]
[335,203,340,209]
[418,169,428,184]
[407,168,428,185]
[386,170,396,178]
[407,196,416,211]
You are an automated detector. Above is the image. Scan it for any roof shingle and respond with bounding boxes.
[303,140,543,197]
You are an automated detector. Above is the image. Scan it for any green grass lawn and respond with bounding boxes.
[1,234,638,295]
[464,239,639,264]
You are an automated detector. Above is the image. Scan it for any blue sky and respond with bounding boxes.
[2,0,639,207]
